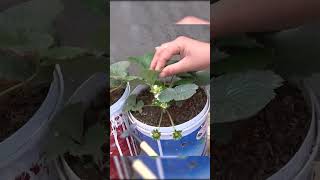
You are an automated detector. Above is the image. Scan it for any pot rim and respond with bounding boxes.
[128,85,210,139]
[110,82,130,115]
[266,83,318,179]
[0,65,64,167]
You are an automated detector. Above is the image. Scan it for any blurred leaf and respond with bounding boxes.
[128,53,154,69]
[0,0,63,33]
[213,48,274,75]
[40,47,88,63]
[0,31,54,53]
[269,25,320,77]
[213,71,283,123]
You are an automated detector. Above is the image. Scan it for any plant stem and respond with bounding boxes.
[144,104,158,107]
[165,110,175,129]
[168,75,175,88]
[0,71,38,98]
[110,83,124,93]
[158,110,164,127]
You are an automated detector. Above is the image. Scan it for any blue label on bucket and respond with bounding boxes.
[135,156,210,179]
[137,123,207,156]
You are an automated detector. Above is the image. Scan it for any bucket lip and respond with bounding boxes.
[110,82,130,115]
[59,156,81,180]
[128,85,210,139]
[266,83,318,179]
[0,65,64,166]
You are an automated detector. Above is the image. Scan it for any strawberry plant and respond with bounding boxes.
[124,53,210,140]
[0,0,107,99]
[213,29,320,141]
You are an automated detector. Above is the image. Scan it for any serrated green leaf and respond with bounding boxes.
[140,69,159,85]
[158,84,199,102]
[128,53,154,69]
[110,61,130,77]
[124,95,144,113]
[172,78,196,87]
[194,71,210,85]
[174,84,199,101]
[212,71,283,123]
[40,47,88,62]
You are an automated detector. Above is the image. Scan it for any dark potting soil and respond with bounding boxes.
[65,89,107,180]
[132,88,207,127]
[212,83,311,180]
[110,87,125,105]
[0,83,50,143]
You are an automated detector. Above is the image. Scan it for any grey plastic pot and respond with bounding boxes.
[0,65,64,180]
[54,72,107,180]
[267,83,320,180]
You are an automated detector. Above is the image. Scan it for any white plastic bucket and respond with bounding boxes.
[110,83,139,156]
[266,83,320,180]
[0,65,64,180]
[128,85,210,156]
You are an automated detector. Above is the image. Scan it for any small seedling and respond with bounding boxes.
[124,53,210,140]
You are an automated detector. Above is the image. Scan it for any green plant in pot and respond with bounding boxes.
[124,53,210,141]
[44,73,108,180]
[212,31,320,179]
[110,61,140,105]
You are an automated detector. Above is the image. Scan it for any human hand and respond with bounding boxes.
[150,36,210,78]
[176,16,210,25]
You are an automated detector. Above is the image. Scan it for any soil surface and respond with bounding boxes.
[0,83,50,143]
[212,83,311,180]
[65,89,107,180]
[110,87,125,105]
[132,88,207,127]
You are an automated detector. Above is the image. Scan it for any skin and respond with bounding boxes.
[176,16,210,25]
[150,36,210,78]
[211,0,320,38]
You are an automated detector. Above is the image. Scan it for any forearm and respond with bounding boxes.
[211,0,320,38]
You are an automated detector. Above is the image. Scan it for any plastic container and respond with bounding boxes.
[128,85,210,156]
[134,156,210,179]
[110,83,139,156]
[54,72,107,180]
[266,83,320,180]
[0,65,64,180]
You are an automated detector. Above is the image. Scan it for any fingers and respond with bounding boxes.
[150,41,181,71]
[159,57,192,78]
[176,16,210,25]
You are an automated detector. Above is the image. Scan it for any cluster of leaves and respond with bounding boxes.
[0,0,108,178]
[213,26,320,143]
[123,53,210,140]
[0,0,107,98]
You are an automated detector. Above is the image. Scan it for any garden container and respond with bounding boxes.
[128,85,210,157]
[134,156,210,179]
[0,65,64,180]
[266,83,320,180]
[54,72,132,180]
[110,83,139,156]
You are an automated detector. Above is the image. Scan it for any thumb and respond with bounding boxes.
[159,57,193,78]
